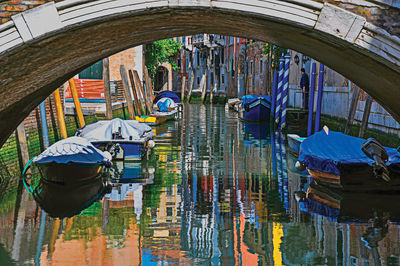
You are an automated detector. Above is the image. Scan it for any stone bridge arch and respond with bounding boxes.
[0,0,399,146]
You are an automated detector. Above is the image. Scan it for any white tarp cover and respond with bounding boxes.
[33,137,111,165]
[78,118,154,142]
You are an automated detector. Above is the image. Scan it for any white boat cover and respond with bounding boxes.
[78,118,154,142]
[33,137,111,165]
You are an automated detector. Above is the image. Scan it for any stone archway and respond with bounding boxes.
[0,0,399,146]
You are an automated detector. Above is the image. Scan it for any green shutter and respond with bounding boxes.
[79,60,103,79]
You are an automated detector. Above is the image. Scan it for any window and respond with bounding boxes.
[211,73,214,85]
[197,77,200,87]
[197,51,200,66]
[259,60,263,74]
[221,74,225,84]
[167,207,173,217]
[250,61,254,74]
[221,49,225,64]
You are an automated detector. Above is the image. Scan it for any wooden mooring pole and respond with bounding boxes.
[359,95,373,138]
[144,66,154,112]
[344,84,360,134]
[119,65,136,120]
[53,88,68,139]
[127,69,143,116]
[200,74,207,104]
[68,78,85,128]
[103,58,113,120]
[187,72,194,103]
[134,70,151,114]
[181,75,186,102]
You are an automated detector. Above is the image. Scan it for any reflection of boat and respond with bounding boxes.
[31,176,111,218]
[243,122,269,140]
[239,95,271,122]
[287,134,305,156]
[296,181,400,223]
[297,129,400,192]
[31,137,111,184]
[77,118,155,161]
[106,160,154,184]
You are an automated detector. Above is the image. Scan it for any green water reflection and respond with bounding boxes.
[0,104,399,265]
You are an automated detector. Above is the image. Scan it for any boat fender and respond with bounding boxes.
[103,151,112,162]
[295,161,306,171]
[294,191,306,202]
[147,140,156,148]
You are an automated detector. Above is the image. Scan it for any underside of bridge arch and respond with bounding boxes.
[0,0,399,147]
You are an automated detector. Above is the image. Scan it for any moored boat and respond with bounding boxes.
[77,118,155,161]
[287,134,305,156]
[227,98,241,111]
[297,128,400,192]
[153,91,182,112]
[30,137,112,184]
[239,95,271,122]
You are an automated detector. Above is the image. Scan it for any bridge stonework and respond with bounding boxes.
[0,0,399,147]
[1,0,398,35]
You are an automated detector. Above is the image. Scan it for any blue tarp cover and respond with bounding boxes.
[33,137,111,165]
[153,91,181,104]
[241,95,271,105]
[157,98,173,112]
[298,130,400,176]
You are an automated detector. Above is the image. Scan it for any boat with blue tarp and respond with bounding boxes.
[77,118,155,161]
[153,91,181,118]
[27,137,112,184]
[297,128,400,191]
[239,95,271,122]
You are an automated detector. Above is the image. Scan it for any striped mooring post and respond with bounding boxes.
[274,58,285,125]
[39,101,49,148]
[271,70,278,119]
[280,53,291,130]
[314,63,325,133]
[307,62,317,137]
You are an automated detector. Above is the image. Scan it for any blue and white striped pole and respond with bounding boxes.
[39,101,49,148]
[280,53,290,130]
[275,58,285,125]
[314,63,325,133]
[271,70,278,120]
[307,62,317,136]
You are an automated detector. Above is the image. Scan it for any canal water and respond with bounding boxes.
[0,104,399,265]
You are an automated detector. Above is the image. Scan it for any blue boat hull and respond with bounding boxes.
[93,141,148,161]
[240,98,271,121]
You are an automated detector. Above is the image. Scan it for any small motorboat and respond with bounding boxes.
[239,95,271,122]
[153,90,182,112]
[226,98,241,111]
[29,137,112,184]
[287,134,306,156]
[30,174,111,218]
[77,118,155,161]
[297,128,400,192]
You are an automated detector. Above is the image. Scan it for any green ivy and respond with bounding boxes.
[262,43,287,70]
[145,39,181,79]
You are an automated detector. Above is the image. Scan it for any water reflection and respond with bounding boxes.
[0,104,399,265]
